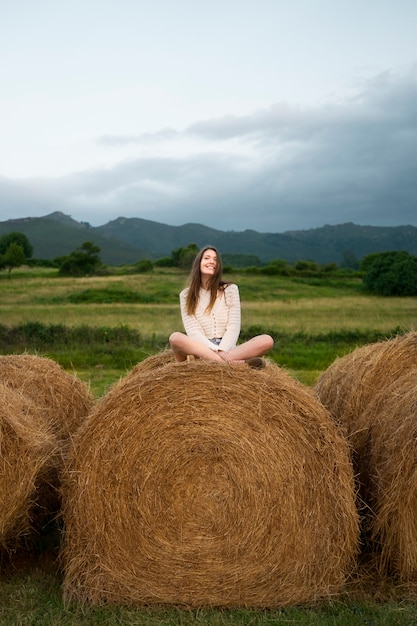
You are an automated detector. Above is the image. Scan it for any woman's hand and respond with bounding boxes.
[218,350,233,364]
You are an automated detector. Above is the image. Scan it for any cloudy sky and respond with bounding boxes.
[1,1,416,233]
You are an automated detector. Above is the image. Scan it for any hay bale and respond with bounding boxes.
[62,360,358,608]
[359,369,417,581]
[315,331,417,451]
[129,350,176,375]
[315,331,417,581]
[0,354,95,445]
[0,383,55,553]
[0,353,94,555]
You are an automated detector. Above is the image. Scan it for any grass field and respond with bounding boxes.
[1,267,417,624]
[1,268,414,337]
[1,267,415,394]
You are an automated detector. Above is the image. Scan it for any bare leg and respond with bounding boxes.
[227,335,274,361]
[169,332,273,364]
[169,332,225,363]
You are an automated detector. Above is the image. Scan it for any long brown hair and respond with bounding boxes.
[185,246,230,315]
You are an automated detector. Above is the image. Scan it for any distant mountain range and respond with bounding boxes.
[1,212,416,266]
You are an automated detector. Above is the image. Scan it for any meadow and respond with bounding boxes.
[0,266,414,394]
[0,266,416,625]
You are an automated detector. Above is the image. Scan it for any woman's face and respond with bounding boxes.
[200,249,218,280]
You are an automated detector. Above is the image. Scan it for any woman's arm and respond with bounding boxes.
[217,284,241,352]
[180,289,218,350]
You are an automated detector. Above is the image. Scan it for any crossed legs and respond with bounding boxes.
[169,332,274,364]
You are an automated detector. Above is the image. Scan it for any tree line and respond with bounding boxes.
[1,233,416,297]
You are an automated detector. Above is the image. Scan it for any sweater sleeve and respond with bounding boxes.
[217,283,241,352]
[180,289,218,350]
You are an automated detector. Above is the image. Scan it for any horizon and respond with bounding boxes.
[1,210,416,235]
[1,2,415,233]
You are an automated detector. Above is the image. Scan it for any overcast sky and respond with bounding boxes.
[1,1,416,233]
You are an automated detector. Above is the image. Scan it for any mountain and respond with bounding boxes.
[0,213,148,265]
[0,212,416,266]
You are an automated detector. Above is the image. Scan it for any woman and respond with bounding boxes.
[169,246,274,367]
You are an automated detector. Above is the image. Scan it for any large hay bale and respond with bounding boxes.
[315,331,417,581]
[358,370,417,581]
[0,383,55,553]
[62,360,358,608]
[0,353,94,555]
[0,354,94,445]
[129,350,176,375]
[315,331,417,451]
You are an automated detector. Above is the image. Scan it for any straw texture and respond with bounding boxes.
[62,358,358,608]
[0,353,94,559]
[0,354,94,446]
[315,331,417,581]
[0,383,55,552]
[357,369,417,581]
[128,349,176,375]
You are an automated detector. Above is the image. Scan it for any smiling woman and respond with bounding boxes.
[169,246,274,367]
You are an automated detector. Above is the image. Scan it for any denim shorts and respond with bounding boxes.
[209,337,222,346]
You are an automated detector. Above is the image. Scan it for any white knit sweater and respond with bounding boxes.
[180,284,241,352]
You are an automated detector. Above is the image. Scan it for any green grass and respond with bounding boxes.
[0,322,406,395]
[0,265,415,393]
[1,267,417,623]
[1,566,417,625]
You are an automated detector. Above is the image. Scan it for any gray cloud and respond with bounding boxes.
[96,128,180,146]
[1,68,415,233]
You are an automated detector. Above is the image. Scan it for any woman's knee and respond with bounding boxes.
[169,331,183,347]
[260,334,274,350]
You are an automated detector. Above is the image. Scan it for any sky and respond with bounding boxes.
[0,0,416,233]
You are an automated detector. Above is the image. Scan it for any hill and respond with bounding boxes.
[0,212,416,266]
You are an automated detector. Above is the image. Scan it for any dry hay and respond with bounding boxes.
[359,369,417,582]
[314,331,417,582]
[0,353,94,555]
[0,354,95,446]
[315,331,417,451]
[100,351,177,399]
[127,350,276,380]
[128,350,176,375]
[0,382,55,554]
[61,360,358,608]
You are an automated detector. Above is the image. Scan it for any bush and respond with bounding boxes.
[0,322,142,347]
[0,243,26,275]
[57,242,104,277]
[67,288,151,304]
[362,251,417,296]
[294,259,320,272]
[134,259,154,273]
[0,232,33,258]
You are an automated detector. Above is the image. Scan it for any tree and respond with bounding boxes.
[171,243,199,269]
[360,252,381,274]
[134,259,154,273]
[261,258,291,276]
[0,232,33,258]
[341,250,359,270]
[156,243,200,269]
[57,241,103,276]
[361,250,417,296]
[1,242,26,275]
[294,259,320,272]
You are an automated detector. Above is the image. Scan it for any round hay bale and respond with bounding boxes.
[359,369,417,581]
[315,331,417,581]
[128,350,176,376]
[0,383,55,553]
[62,360,358,608]
[315,331,417,450]
[0,353,95,546]
[0,354,95,445]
